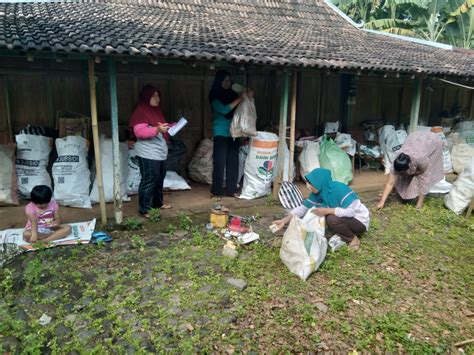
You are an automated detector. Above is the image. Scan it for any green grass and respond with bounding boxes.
[0,198,473,353]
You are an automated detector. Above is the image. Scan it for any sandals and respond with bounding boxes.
[161,204,172,209]
[91,231,113,244]
[348,236,360,251]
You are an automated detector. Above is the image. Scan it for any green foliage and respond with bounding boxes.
[335,0,473,48]
[0,268,14,296]
[130,234,145,251]
[179,213,193,230]
[123,217,142,231]
[167,223,177,235]
[23,259,43,286]
[148,208,161,223]
[0,199,472,352]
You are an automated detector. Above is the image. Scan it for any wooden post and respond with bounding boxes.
[288,70,297,181]
[108,58,123,224]
[409,77,422,134]
[88,59,107,225]
[272,70,290,198]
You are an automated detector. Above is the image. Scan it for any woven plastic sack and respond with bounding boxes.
[90,137,129,203]
[280,210,327,280]
[15,134,53,199]
[188,138,213,184]
[444,158,474,215]
[298,141,320,180]
[230,97,257,138]
[383,129,407,174]
[52,136,91,208]
[319,135,353,184]
[451,143,474,174]
[0,144,19,206]
[240,132,278,199]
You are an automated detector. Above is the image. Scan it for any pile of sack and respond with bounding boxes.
[296,131,353,185]
[0,133,191,209]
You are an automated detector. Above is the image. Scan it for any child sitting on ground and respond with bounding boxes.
[23,185,71,243]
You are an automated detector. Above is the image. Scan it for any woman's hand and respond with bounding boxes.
[271,219,286,231]
[157,123,169,133]
[375,200,384,210]
[246,89,254,98]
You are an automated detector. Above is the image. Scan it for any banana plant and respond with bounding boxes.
[445,0,474,48]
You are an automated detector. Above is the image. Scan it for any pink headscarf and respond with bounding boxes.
[129,85,169,142]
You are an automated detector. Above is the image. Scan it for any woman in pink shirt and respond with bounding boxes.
[129,85,173,218]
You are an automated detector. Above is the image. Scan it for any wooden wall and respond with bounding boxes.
[0,56,472,169]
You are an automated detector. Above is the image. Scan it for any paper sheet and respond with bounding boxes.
[168,117,188,136]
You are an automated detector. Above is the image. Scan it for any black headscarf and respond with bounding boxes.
[208,70,239,119]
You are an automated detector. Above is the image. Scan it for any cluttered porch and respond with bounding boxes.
[0,170,387,231]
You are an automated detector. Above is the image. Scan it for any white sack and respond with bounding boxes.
[324,121,339,134]
[274,144,295,183]
[298,140,320,179]
[164,171,191,190]
[90,138,129,203]
[280,211,327,281]
[0,144,19,206]
[240,132,278,199]
[188,138,214,185]
[15,134,52,199]
[126,147,141,195]
[230,97,257,138]
[444,158,474,215]
[429,177,452,194]
[52,136,91,208]
[334,133,356,156]
[382,130,407,174]
[451,144,474,174]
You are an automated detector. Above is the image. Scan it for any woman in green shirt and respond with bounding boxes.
[209,70,250,197]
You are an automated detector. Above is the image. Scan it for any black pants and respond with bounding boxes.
[137,156,166,214]
[326,215,366,243]
[211,136,239,196]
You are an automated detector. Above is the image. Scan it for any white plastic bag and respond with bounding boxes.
[230,97,257,138]
[298,140,320,179]
[126,147,141,195]
[90,137,129,203]
[164,171,191,190]
[280,211,327,281]
[240,132,278,199]
[429,177,452,194]
[451,144,474,174]
[382,130,407,174]
[335,133,356,156]
[15,134,53,199]
[328,234,346,253]
[324,121,339,134]
[431,127,453,173]
[0,144,19,206]
[52,136,91,208]
[444,158,474,215]
[274,144,295,182]
[188,138,214,184]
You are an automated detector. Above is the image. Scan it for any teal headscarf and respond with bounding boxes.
[303,168,359,209]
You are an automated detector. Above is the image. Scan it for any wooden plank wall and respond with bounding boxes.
[0,57,472,164]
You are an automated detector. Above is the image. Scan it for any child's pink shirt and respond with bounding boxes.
[25,200,59,230]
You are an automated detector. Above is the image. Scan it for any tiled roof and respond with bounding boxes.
[0,0,473,76]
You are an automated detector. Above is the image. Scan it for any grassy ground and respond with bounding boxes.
[1,197,473,353]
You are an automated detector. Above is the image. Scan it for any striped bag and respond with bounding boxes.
[278,181,304,211]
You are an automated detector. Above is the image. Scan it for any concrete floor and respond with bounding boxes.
[0,170,387,230]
